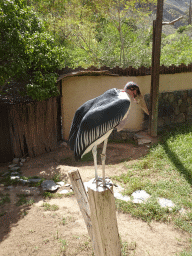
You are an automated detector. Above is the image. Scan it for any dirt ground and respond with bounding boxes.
[0,142,191,256]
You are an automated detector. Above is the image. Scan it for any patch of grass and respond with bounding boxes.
[121,240,136,256]
[42,191,64,199]
[63,191,74,197]
[16,194,34,206]
[28,177,45,187]
[177,240,192,256]
[42,202,59,211]
[1,175,19,186]
[59,239,67,252]
[79,240,91,251]
[116,197,177,223]
[60,215,76,225]
[19,176,29,180]
[52,173,62,183]
[0,193,10,205]
[174,212,192,234]
[20,209,28,216]
[113,122,192,233]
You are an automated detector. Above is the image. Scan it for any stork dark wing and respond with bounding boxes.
[73,89,130,160]
[68,94,102,151]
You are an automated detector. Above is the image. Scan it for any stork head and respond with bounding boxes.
[124,81,149,115]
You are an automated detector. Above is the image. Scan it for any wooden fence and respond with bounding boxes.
[9,97,58,158]
[0,97,59,163]
[57,63,192,80]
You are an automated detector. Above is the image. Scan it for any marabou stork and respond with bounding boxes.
[69,82,149,186]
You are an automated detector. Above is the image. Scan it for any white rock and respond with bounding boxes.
[56,181,65,187]
[19,179,29,185]
[137,138,152,145]
[131,190,151,204]
[114,192,131,202]
[158,198,175,209]
[58,189,70,194]
[20,158,26,163]
[10,176,20,180]
[64,183,71,187]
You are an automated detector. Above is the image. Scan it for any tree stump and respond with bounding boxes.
[68,170,121,256]
[88,183,121,256]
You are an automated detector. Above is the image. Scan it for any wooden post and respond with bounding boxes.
[149,0,164,137]
[68,170,121,256]
[68,170,94,240]
[189,0,192,25]
[88,184,121,256]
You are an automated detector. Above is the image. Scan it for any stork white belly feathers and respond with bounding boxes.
[68,82,149,186]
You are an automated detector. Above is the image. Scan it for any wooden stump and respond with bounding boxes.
[68,170,121,256]
[88,183,121,256]
[68,170,93,238]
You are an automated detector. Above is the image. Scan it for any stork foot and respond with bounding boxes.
[92,177,113,188]
[92,177,102,185]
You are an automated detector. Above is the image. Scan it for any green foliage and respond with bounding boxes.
[161,32,192,67]
[28,0,156,68]
[177,25,188,34]
[0,0,67,100]
[2,0,191,89]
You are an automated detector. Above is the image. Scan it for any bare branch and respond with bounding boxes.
[162,16,183,26]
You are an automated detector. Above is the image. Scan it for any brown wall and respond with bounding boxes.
[61,73,192,140]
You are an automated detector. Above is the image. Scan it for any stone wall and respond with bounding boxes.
[144,89,192,127]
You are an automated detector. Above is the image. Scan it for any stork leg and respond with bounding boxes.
[101,138,108,187]
[92,145,98,181]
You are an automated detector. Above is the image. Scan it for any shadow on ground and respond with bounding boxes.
[0,141,150,244]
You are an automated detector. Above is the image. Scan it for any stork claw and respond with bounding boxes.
[92,177,113,192]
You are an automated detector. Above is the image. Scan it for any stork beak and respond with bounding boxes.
[135,94,149,115]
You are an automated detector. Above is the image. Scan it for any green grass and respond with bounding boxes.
[42,191,74,199]
[121,240,136,256]
[0,193,10,206]
[113,122,192,234]
[42,202,59,211]
[43,191,64,199]
[16,194,35,206]
[52,173,62,183]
